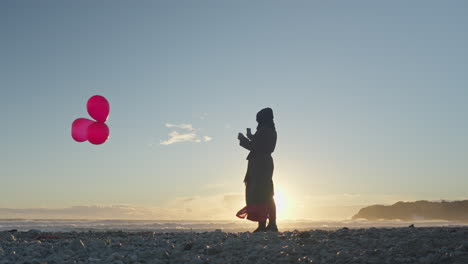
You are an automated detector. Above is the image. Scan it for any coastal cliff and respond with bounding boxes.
[353,200,468,221]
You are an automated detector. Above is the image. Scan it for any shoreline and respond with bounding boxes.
[1,219,468,233]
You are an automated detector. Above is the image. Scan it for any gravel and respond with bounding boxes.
[1,227,467,263]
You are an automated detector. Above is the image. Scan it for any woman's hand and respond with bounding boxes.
[238,132,252,150]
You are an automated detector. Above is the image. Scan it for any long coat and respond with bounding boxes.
[239,126,277,205]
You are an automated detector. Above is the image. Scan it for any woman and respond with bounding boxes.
[236,108,278,232]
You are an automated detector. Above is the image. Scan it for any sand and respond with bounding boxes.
[1,227,468,263]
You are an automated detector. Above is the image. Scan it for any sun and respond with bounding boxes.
[274,189,291,219]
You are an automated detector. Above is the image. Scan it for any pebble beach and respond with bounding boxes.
[1,227,468,264]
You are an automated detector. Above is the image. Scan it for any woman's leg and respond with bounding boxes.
[266,199,278,231]
[253,221,266,232]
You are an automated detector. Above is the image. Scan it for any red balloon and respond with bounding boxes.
[71,118,94,142]
[87,95,110,122]
[87,122,110,145]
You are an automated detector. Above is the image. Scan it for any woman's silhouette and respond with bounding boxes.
[236,108,278,232]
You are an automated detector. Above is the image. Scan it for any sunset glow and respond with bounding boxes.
[1,1,468,221]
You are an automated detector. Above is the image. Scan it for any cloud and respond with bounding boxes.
[160,131,199,145]
[0,193,382,221]
[0,205,166,220]
[165,193,244,219]
[165,123,194,131]
[182,197,197,202]
[198,113,208,120]
[0,194,245,221]
[160,123,212,145]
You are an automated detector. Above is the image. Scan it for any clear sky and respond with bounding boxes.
[1,0,467,220]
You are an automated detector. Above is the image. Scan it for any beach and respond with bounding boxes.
[1,226,468,264]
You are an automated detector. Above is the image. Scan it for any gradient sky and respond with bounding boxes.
[1,0,467,220]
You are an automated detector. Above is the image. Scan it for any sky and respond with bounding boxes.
[1,0,467,220]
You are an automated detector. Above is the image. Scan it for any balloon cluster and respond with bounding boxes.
[72,95,110,145]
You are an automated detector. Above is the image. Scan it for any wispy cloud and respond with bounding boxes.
[2,192,413,221]
[160,131,199,145]
[0,205,166,220]
[160,123,212,145]
[165,123,194,131]
[0,194,244,220]
[198,113,208,120]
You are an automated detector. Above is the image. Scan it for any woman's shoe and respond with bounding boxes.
[253,221,267,232]
[253,226,267,232]
[266,219,279,232]
[266,224,279,232]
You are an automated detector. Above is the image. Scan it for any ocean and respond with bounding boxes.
[1,219,466,232]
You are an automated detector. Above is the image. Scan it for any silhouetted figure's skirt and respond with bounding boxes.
[236,155,276,222]
[236,200,276,222]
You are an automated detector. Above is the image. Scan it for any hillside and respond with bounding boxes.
[352,200,468,221]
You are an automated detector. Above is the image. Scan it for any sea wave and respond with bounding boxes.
[1,219,466,232]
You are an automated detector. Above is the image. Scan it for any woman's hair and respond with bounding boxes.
[256,108,275,130]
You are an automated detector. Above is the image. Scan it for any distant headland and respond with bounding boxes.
[353,200,468,222]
